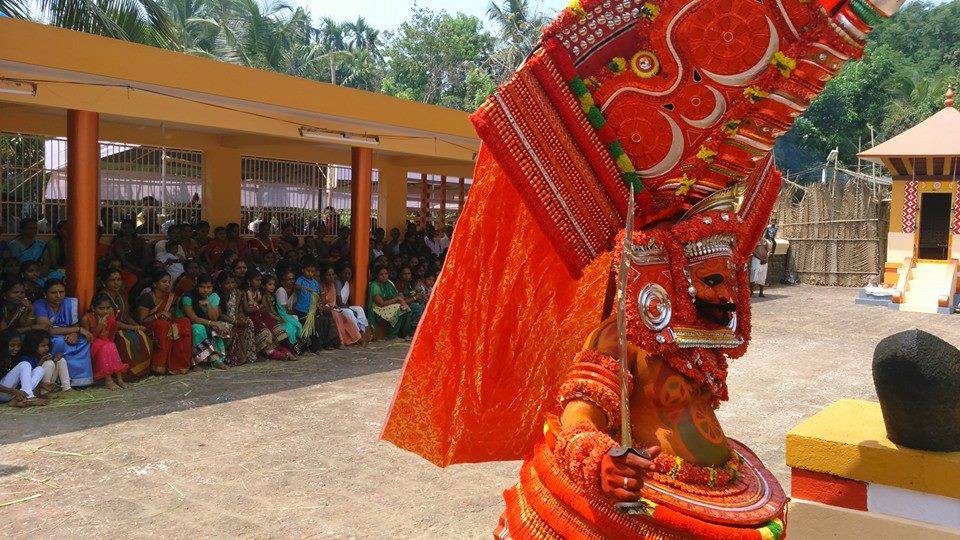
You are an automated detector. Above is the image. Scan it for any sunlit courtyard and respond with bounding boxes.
[1,285,956,538]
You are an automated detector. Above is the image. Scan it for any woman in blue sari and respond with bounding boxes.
[33,280,93,387]
[8,217,46,264]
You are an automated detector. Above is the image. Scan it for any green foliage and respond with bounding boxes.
[778,1,960,180]
[380,8,494,110]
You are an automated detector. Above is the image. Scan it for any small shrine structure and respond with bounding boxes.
[859,86,960,313]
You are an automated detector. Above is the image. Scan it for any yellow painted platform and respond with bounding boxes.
[785,399,960,499]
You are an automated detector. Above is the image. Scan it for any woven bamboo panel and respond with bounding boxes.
[772,177,889,287]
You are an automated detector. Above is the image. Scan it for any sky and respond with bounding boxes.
[298,0,570,31]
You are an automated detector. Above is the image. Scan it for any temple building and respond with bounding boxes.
[859,87,960,314]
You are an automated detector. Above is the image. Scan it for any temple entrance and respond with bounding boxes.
[917,192,952,260]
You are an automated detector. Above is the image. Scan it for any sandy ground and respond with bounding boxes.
[0,285,957,538]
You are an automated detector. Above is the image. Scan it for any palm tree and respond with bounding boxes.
[340,47,382,91]
[215,0,296,70]
[317,16,347,84]
[486,0,548,75]
[0,0,28,18]
[881,69,956,139]
[34,0,176,46]
[161,0,220,57]
[344,17,380,57]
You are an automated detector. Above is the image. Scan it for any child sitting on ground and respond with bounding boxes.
[262,274,302,354]
[180,275,228,369]
[21,329,71,394]
[295,258,340,352]
[82,294,130,390]
[243,270,294,360]
[0,330,47,407]
[218,273,256,365]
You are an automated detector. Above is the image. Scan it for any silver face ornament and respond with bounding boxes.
[637,283,672,331]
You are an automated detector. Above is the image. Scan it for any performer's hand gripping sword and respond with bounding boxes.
[608,185,652,514]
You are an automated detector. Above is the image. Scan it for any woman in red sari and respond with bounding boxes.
[247,222,277,267]
[133,270,193,375]
[98,268,153,380]
[320,266,361,346]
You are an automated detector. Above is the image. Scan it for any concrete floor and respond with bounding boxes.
[0,285,956,538]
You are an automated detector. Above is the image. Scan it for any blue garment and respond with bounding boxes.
[8,238,45,263]
[19,355,42,369]
[294,277,319,314]
[33,297,92,387]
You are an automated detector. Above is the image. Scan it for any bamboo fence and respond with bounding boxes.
[772,176,890,287]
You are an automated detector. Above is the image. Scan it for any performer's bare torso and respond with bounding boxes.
[586,317,730,467]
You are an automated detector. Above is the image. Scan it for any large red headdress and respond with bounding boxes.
[383,0,898,466]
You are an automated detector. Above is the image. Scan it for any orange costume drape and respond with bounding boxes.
[382,148,609,466]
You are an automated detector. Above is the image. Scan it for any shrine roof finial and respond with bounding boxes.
[946,84,955,108]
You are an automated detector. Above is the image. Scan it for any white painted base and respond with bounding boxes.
[868,483,960,530]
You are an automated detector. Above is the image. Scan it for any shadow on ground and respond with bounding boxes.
[0,342,408,446]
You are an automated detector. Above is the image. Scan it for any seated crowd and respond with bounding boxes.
[0,215,450,407]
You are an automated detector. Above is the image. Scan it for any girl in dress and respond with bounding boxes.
[0,330,47,407]
[20,329,70,395]
[243,270,294,360]
[0,281,41,333]
[82,294,130,390]
[21,261,45,302]
[264,274,301,353]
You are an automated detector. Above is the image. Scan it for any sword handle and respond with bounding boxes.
[608,446,652,460]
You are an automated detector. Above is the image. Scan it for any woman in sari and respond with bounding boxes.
[99,269,153,379]
[247,222,278,267]
[9,218,46,265]
[275,271,305,350]
[174,260,202,297]
[397,266,427,330]
[132,270,192,375]
[320,266,361,346]
[179,274,228,369]
[33,279,94,387]
[110,219,148,278]
[367,267,413,341]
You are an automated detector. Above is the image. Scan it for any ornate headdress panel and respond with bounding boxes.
[472,0,892,277]
[384,0,899,467]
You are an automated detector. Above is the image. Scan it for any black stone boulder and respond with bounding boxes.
[873,329,960,452]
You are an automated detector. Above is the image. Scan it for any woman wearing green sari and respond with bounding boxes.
[397,266,426,330]
[367,267,413,340]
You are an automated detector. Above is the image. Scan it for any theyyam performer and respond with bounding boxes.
[383,0,903,537]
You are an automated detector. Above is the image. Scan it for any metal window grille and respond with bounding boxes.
[406,172,472,226]
[241,157,379,237]
[0,132,202,235]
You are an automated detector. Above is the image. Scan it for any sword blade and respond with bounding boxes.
[617,186,636,449]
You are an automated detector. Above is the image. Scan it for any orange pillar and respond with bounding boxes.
[459,177,466,212]
[350,147,373,307]
[438,175,447,229]
[419,173,429,229]
[66,110,99,313]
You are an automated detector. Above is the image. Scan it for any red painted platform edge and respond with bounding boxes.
[791,468,868,511]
